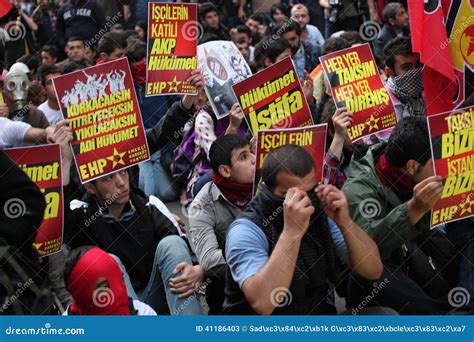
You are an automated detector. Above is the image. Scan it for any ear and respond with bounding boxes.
[384,66,394,78]
[99,52,108,62]
[388,18,396,27]
[83,182,97,196]
[405,160,419,177]
[263,57,271,67]
[218,165,232,179]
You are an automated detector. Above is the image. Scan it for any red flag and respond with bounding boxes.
[0,0,12,18]
[408,0,457,116]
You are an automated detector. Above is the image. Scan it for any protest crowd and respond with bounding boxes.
[0,0,473,316]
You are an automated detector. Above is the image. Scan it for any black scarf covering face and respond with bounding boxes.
[257,184,338,288]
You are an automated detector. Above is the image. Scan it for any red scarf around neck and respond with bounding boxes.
[130,61,147,86]
[211,172,253,209]
[375,153,416,200]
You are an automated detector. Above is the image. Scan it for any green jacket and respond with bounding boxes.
[342,143,430,261]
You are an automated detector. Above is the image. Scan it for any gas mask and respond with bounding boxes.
[4,63,30,112]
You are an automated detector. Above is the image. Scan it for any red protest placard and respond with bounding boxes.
[53,57,150,183]
[253,124,328,193]
[320,43,396,142]
[427,106,473,227]
[233,57,313,136]
[146,2,198,96]
[4,144,63,256]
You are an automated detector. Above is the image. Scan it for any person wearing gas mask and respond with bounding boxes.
[3,62,49,129]
[383,36,425,120]
[224,144,385,315]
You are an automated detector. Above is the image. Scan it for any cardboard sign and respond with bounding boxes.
[53,57,150,183]
[197,41,252,119]
[146,2,198,96]
[233,57,314,136]
[427,106,474,227]
[320,43,396,142]
[5,144,63,256]
[254,124,328,193]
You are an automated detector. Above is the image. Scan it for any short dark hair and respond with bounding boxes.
[61,60,87,74]
[200,2,218,20]
[67,36,85,45]
[97,32,127,55]
[17,55,40,73]
[385,116,431,168]
[37,64,59,86]
[339,30,364,45]
[274,20,301,36]
[262,145,314,191]
[248,13,264,24]
[209,135,249,176]
[382,36,413,71]
[255,37,290,68]
[270,3,287,18]
[125,36,146,63]
[41,45,58,59]
[235,24,252,39]
[383,2,403,23]
[63,246,96,287]
[321,37,351,55]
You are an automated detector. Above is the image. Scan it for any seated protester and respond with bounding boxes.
[278,21,320,79]
[290,4,325,50]
[373,2,410,59]
[224,145,384,315]
[37,65,62,125]
[199,3,229,41]
[64,246,156,316]
[56,36,88,69]
[56,121,203,315]
[245,13,265,46]
[40,45,59,66]
[97,31,127,64]
[230,25,255,63]
[185,103,246,203]
[383,36,424,120]
[342,117,465,314]
[188,135,255,314]
[4,63,49,129]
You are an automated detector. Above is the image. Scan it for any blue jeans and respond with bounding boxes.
[110,235,203,315]
[139,150,179,202]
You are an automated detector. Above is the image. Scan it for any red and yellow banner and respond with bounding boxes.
[53,57,150,183]
[233,57,313,136]
[146,2,198,96]
[427,106,474,227]
[5,144,63,256]
[254,124,327,193]
[320,43,396,142]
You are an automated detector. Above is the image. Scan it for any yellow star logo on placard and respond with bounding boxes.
[459,197,474,216]
[167,76,181,92]
[365,115,380,132]
[107,148,126,168]
[32,242,43,251]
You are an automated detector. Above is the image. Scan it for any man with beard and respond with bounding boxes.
[278,21,320,79]
[224,144,384,315]
[383,36,425,119]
